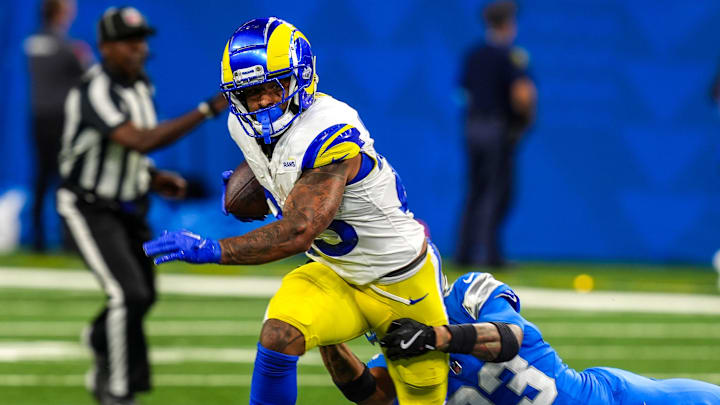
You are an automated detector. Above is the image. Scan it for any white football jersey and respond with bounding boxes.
[227,93,426,285]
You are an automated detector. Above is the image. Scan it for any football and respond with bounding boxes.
[224,161,269,220]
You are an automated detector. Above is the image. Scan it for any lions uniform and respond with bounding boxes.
[222,18,449,404]
[369,272,720,404]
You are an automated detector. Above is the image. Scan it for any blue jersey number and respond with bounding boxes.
[313,220,359,256]
[448,356,557,405]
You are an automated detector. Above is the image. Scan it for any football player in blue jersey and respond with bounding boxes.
[143,17,449,404]
[319,272,720,404]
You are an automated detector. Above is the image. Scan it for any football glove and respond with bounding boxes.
[221,170,233,216]
[143,230,221,265]
[379,318,436,360]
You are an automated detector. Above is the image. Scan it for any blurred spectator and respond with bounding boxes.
[55,6,226,405]
[456,0,537,268]
[24,0,93,251]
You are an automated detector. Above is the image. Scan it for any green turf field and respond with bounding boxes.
[1,252,719,404]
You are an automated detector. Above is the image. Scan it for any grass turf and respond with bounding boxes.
[0,286,718,404]
[0,252,718,404]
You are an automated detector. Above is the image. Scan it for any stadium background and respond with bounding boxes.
[1,2,720,404]
[2,0,720,263]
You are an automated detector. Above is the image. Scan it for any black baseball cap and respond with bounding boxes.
[98,6,156,42]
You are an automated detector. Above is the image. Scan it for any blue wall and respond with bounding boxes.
[2,0,720,263]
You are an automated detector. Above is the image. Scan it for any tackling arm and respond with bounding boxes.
[320,344,396,405]
[218,156,360,264]
[379,318,523,362]
[433,322,523,361]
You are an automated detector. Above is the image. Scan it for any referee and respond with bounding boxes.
[56,7,226,405]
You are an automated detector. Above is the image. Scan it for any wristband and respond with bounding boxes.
[197,101,214,119]
[197,101,220,119]
[445,324,477,354]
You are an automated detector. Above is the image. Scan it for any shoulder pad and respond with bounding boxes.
[510,46,530,69]
[459,272,504,319]
[301,123,364,170]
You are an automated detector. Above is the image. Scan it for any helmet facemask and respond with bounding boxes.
[224,71,303,144]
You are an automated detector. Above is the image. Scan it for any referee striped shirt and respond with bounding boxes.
[59,64,156,201]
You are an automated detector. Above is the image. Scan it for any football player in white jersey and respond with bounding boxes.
[144,17,448,404]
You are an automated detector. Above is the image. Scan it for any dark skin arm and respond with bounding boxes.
[509,77,537,132]
[219,155,361,264]
[150,170,187,199]
[319,324,523,404]
[433,322,523,361]
[110,94,227,153]
[319,344,396,405]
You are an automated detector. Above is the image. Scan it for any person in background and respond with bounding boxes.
[56,6,226,405]
[24,0,92,251]
[456,0,537,268]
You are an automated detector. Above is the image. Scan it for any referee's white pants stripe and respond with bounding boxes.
[56,188,129,397]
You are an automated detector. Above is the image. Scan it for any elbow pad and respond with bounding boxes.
[489,321,520,362]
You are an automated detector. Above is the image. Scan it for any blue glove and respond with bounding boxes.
[143,230,222,265]
[221,170,234,216]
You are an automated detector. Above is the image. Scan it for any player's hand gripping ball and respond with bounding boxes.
[222,161,269,221]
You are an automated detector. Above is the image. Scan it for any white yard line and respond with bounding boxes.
[1,267,719,314]
[2,320,719,339]
[0,341,381,365]
[0,340,717,364]
[0,373,334,387]
[1,372,719,387]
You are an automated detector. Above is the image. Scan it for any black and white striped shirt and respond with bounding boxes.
[59,64,156,202]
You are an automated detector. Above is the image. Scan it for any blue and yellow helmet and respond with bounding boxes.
[220,17,318,143]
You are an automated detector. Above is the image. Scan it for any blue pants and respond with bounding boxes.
[588,367,720,405]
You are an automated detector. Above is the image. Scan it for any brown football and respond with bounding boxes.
[224,161,269,220]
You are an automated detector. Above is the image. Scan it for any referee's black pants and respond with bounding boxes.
[456,116,514,267]
[57,188,156,397]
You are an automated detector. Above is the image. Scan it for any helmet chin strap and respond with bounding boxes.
[256,105,285,144]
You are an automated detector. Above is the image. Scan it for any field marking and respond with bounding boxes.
[538,322,720,338]
[1,340,717,364]
[0,320,260,336]
[1,267,720,314]
[2,320,720,339]
[553,345,720,360]
[0,373,334,387]
[1,372,719,387]
[0,341,380,365]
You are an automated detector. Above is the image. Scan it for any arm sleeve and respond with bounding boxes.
[301,123,365,170]
[83,75,129,137]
